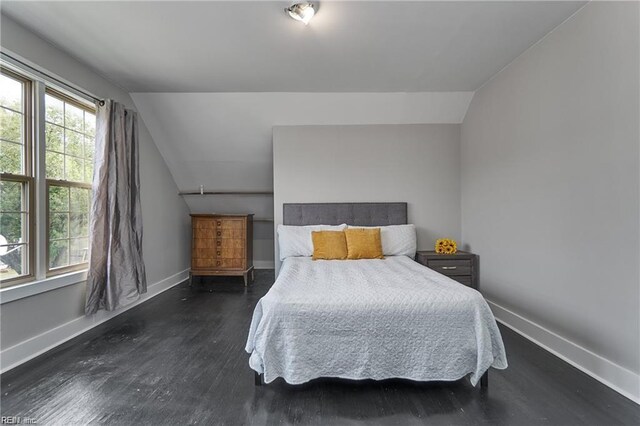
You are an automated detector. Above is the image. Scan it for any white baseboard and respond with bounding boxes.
[253,261,275,269]
[0,268,190,374]
[488,300,640,405]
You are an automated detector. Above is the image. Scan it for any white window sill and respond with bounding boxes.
[0,269,88,304]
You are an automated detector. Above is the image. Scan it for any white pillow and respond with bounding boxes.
[347,224,417,257]
[278,224,347,260]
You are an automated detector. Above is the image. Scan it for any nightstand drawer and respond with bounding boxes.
[427,259,471,276]
[415,250,478,290]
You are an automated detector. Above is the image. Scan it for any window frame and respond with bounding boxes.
[0,68,35,286]
[43,88,95,276]
[45,179,92,276]
[0,65,97,288]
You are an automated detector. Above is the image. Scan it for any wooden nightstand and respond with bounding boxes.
[415,250,479,290]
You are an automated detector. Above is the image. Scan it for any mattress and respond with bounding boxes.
[245,256,507,385]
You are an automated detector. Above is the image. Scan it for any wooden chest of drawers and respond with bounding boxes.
[190,214,254,286]
[415,250,479,290]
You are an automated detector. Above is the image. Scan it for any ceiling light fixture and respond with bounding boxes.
[285,2,316,25]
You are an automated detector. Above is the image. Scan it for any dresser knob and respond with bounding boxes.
[217,221,221,226]
[441,266,457,270]
[217,231,221,236]
[217,251,221,256]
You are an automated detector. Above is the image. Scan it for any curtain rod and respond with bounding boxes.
[1,51,106,106]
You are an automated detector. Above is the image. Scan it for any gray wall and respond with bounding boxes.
[130,91,474,268]
[273,124,461,274]
[0,15,191,352]
[461,0,639,378]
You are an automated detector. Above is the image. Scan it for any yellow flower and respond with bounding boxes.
[435,238,457,254]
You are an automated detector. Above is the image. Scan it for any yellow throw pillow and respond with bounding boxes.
[311,231,348,260]
[344,228,384,260]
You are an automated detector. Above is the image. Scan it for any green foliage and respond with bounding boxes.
[0,181,24,274]
[47,184,90,268]
[49,239,68,268]
[0,181,23,243]
[1,88,95,273]
[0,108,22,142]
[46,123,63,151]
[0,108,23,174]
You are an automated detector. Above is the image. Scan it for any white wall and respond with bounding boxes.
[461,2,639,401]
[273,124,461,274]
[130,92,474,268]
[0,15,191,370]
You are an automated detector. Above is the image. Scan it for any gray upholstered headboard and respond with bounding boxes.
[283,203,408,226]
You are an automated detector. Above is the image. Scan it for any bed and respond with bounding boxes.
[245,202,507,387]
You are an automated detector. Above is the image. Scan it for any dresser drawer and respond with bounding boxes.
[216,247,244,259]
[193,248,217,260]
[193,238,216,249]
[427,259,471,276]
[212,258,244,269]
[214,238,245,249]
[194,228,217,239]
[193,218,216,229]
[214,228,245,239]
[192,258,215,269]
[218,218,245,229]
[450,275,472,287]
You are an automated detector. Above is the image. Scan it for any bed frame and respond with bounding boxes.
[255,202,488,389]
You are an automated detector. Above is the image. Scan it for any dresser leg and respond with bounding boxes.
[254,371,263,386]
[243,272,249,287]
[189,272,197,293]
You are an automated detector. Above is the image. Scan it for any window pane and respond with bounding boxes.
[0,141,23,175]
[65,129,83,157]
[65,156,84,182]
[84,113,95,137]
[69,237,88,265]
[45,94,64,125]
[0,74,23,111]
[49,185,69,212]
[0,178,28,278]
[84,136,94,162]
[84,136,94,182]
[46,123,64,152]
[46,150,64,179]
[0,107,23,143]
[44,92,95,273]
[0,180,23,212]
[85,162,94,183]
[70,187,90,212]
[0,212,25,244]
[0,244,27,280]
[64,102,84,132]
[70,213,89,238]
[49,213,69,240]
[49,239,69,269]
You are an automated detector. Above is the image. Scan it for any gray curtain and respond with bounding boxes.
[85,100,146,315]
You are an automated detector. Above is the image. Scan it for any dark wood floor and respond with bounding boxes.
[1,270,638,425]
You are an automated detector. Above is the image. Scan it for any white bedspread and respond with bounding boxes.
[245,256,507,385]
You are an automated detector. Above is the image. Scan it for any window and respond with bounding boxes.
[0,66,96,287]
[45,90,94,273]
[0,69,33,283]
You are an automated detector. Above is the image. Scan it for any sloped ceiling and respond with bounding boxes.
[2,1,585,92]
[130,92,473,193]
